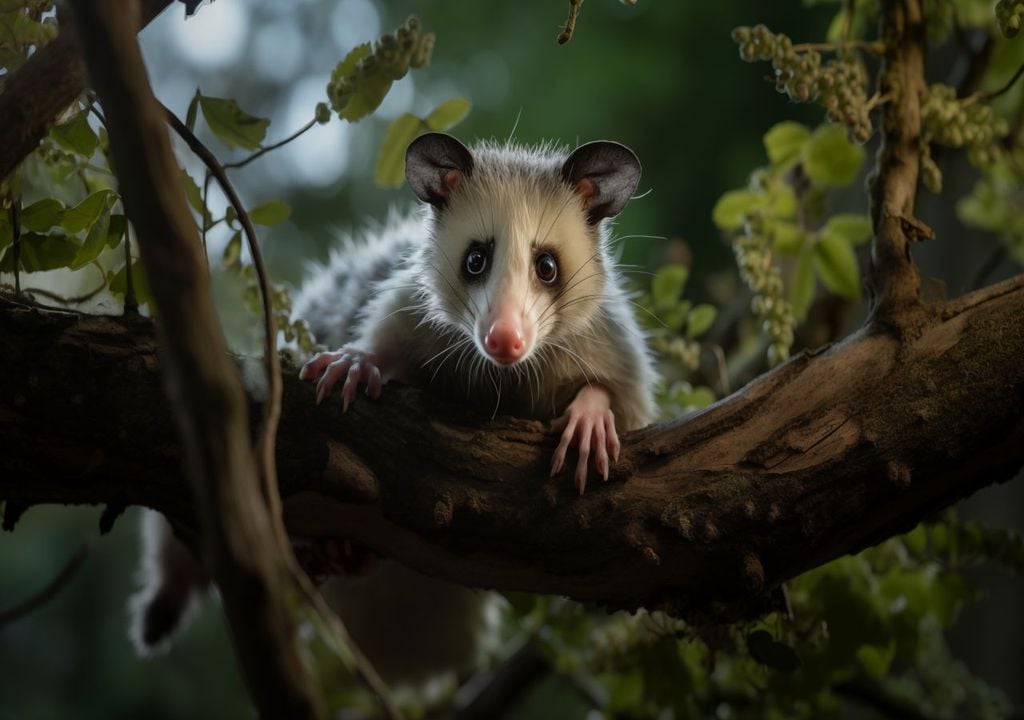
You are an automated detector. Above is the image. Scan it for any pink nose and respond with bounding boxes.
[484,320,524,363]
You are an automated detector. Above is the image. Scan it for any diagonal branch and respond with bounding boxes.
[66,2,322,717]
[2,273,1022,621]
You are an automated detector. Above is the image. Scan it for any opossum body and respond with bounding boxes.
[300,133,658,486]
[130,134,657,684]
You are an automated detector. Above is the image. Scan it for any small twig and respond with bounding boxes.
[0,542,90,627]
[161,104,286,539]
[200,168,211,262]
[123,221,138,315]
[865,91,894,113]
[9,197,20,295]
[969,59,1024,104]
[160,109,399,720]
[223,117,317,170]
[22,280,107,306]
[557,0,583,45]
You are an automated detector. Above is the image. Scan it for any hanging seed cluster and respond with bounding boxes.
[733,215,796,365]
[731,25,873,142]
[327,17,435,111]
[919,84,1009,192]
[996,0,1024,38]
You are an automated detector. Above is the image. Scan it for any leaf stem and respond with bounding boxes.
[223,117,317,170]
[558,0,583,45]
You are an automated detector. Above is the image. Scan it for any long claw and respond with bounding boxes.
[606,413,620,464]
[575,419,593,495]
[367,365,382,399]
[594,421,608,482]
[551,415,578,476]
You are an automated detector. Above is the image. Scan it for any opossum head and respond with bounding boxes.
[406,133,641,369]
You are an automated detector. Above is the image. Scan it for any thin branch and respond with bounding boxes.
[0,542,90,627]
[223,117,317,170]
[68,1,323,716]
[970,59,1024,103]
[557,0,583,45]
[161,100,403,720]
[161,103,283,523]
[867,0,927,324]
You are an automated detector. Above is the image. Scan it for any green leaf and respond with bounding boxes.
[70,205,112,269]
[763,121,810,166]
[766,185,797,220]
[803,124,865,187]
[20,198,65,232]
[822,213,873,246]
[0,214,12,253]
[185,89,200,132]
[772,221,806,255]
[746,630,801,672]
[683,385,716,409]
[652,264,688,307]
[1,232,81,272]
[198,95,270,151]
[51,112,98,158]
[791,249,815,321]
[109,260,152,306]
[375,113,423,187]
[686,304,717,339]
[712,190,761,230]
[106,214,126,248]
[181,169,211,224]
[814,233,861,300]
[330,43,371,91]
[60,189,115,234]
[425,97,471,131]
[249,200,292,226]
[340,71,393,123]
[329,43,394,123]
[222,230,242,269]
[856,643,895,678]
[660,301,691,332]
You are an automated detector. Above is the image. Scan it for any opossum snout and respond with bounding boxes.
[482,318,525,365]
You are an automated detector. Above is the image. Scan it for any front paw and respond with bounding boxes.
[299,348,384,411]
[549,385,621,495]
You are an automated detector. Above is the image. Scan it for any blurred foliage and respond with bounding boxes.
[1,0,1023,719]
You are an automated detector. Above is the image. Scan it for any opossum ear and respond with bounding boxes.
[561,141,641,224]
[406,133,475,208]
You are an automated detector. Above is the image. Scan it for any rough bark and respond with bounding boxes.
[2,272,1022,620]
[65,2,322,718]
[0,0,171,183]
[869,0,928,323]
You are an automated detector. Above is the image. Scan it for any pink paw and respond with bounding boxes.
[299,348,384,411]
[549,385,621,495]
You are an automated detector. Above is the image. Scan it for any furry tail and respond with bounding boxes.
[128,511,209,655]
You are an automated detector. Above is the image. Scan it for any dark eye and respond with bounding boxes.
[465,247,488,276]
[535,252,558,284]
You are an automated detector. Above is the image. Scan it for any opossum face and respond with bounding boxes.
[406,134,641,369]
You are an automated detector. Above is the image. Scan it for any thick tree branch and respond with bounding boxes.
[868,0,927,325]
[0,0,170,183]
[2,273,1022,620]
[66,2,322,718]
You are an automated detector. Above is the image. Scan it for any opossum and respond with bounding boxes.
[130,133,657,686]
[299,133,657,485]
